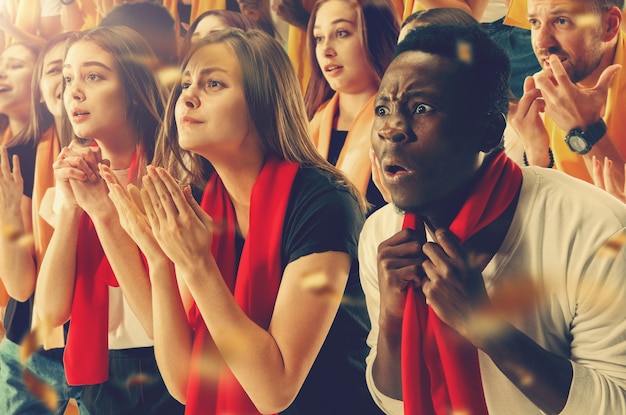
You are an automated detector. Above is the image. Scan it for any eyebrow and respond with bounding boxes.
[62,61,113,72]
[528,7,576,18]
[376,89,439,103]
[46,59,62,67]
[182,67,228,77]
[314,18,356,29]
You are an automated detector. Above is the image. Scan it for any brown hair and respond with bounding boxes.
[303,0,399,120]
[154,28,367,211]
[61,27,166,178]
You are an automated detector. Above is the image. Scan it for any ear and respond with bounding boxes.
[602,6,622,42]
[476,113,506,153]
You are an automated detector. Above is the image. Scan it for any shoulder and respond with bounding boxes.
[520,167,626,228]
[282,166,365,264]
[290,166,361,208]
[360,203,403,247]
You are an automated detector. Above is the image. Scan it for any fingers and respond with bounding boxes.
[602,157,620,196]
[591,155,606,189]
[154,167,188,215]
[595,64,621,92]
[145,166,179,219]
[55,147,98,182]
[0,146,10,178]
[513,77,544,118]
[547,54,569,85]
[99,164,120,188]
[183,185,213,229]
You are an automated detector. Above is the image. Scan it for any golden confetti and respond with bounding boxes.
[23,369,59,412]
[574,13,600,29]
[598,229,626,258]
[0,224,34,248]
[19,331,38,364]
[16,232,34,248]
[157,66,181,88]
[125,372,156,388]
[300,272,342,303]
[1,224,21,241]
[456,40,473,65]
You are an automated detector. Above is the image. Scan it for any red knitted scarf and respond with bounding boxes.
[401,151,522,414]
[185,157,300,415]
[64,152,141,385]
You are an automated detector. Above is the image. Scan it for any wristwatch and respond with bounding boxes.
[565,119,607,155]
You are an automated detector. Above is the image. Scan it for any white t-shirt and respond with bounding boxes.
[40,168,152,350]
[359,167,626,414]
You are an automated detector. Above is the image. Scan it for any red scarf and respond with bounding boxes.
[64,152,141,385]
[185,157,300,415]
[401,151,522,415]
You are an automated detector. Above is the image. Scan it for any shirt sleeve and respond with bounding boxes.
[282,167,364,266]
[560,228,626,414]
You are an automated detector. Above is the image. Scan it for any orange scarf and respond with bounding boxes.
[402,151,522,415]
[309,93,375,197]
[185,157,299,415]
[31,127,65,349]
[503,0,530,29]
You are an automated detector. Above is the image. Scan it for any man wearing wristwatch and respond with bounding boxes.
[509,0,625,186]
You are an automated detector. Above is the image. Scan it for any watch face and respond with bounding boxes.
[567,134,588,154]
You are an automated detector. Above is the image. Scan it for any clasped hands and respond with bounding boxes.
[100,163,214,273]
[377,227,491,343]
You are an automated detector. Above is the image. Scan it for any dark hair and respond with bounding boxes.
[154,28,366,211]
[395,24,510,117]
[179,10,260,62]
[100,2,178,67]
[61,27,166,169]
[401,7,478,29]
[304,0,400,120]
[10,33,74,149]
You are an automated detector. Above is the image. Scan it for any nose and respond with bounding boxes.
[66,80,84,102]
[319,38,336,58]
[376,113,411,143]
[180,86,200,109]
[532,23,557,54]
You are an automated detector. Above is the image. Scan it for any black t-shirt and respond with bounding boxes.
[4,142,37,344]
[329,129,386,216]
[231,166,382,414]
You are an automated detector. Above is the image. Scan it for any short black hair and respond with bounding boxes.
[100,2,178,66]
[394,24,510,117]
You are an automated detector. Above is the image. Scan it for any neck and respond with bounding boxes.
[335,87,377,130]
[210,154,264,238]
[8,114,28,136]
[95,130,138,170]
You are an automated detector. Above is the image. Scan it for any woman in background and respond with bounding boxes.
[179,9,261,61]
[305,0,399,214]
